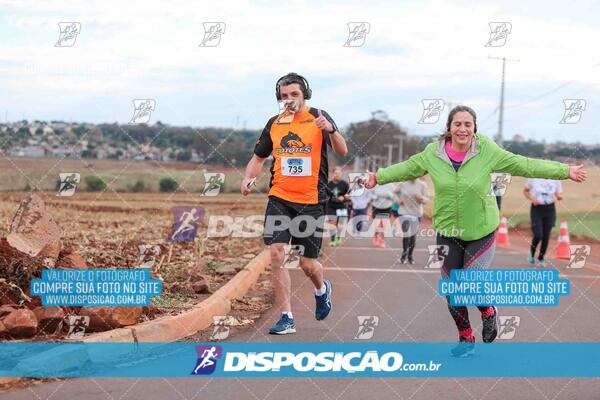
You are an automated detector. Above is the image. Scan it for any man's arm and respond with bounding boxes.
[329,131,348,157]
[317,109,348,157]
[242,118,274,195]
[241,154,267,195]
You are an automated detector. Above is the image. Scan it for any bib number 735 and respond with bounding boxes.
[281,157,311,177]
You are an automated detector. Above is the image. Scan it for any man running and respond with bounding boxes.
[241,72,348,334]
[365,105,587,356]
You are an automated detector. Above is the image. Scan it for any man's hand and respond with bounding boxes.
[532,198,542,206]
[415,194,424,203]
[568,164,587,183]
[241,176,256,196]
[316,109,334,133]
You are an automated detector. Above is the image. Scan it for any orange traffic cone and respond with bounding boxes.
[497,214,510,247]
[554,217,571,260]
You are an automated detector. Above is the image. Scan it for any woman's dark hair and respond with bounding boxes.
[441,105,478,138]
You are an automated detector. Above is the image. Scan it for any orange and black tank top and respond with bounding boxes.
[254,107,338,205]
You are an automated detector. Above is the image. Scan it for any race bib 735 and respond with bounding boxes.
[281,157,311,176]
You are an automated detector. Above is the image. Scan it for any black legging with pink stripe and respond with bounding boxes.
[437,231,496,337]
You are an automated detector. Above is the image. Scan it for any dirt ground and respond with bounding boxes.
[0,192,269,326]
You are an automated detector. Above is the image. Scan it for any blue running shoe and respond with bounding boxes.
[451,336,475,357]
[315,279,332,321]
[268,314,296,335]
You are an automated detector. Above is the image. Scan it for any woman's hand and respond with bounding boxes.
[568,164,587,183]
[364,171,377,189]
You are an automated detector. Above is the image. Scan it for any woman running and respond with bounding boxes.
[523,178,563,267]
[365,105,587,356]
[369,182,396,248]
[397,178,429,264]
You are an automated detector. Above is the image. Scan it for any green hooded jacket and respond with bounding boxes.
[376,133,569,241]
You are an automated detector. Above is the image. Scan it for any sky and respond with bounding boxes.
[0,0,599,143]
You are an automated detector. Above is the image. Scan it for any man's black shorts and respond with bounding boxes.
[372,207,392,218]
[263,195,325,259]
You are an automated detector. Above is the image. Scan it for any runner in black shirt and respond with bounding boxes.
[326,167,350,247]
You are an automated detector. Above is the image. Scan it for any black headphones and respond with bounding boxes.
[275,72,312,100]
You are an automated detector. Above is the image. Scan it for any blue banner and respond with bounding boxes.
[29,269,162,306]
[438,269,569,306]
[1,342,599,378]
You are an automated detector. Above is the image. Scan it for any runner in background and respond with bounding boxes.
[369,182,395,248]
[492,181,502,210]
[523,178,563,267]
[326,167,350,247]
[349,175,370,233]
[397,178,429,264]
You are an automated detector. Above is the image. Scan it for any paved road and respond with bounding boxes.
[3,233,600,400]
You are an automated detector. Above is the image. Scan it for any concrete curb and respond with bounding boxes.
[0,250,271,382]
[82,249,270,343]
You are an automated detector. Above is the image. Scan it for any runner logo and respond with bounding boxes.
[559,99,586,124]
[283,245,305,269]
[57,173,80,197]
[210,316,231,341]
[354,315,379,340]
[418,99,445,124]
[201,173,225,196]
[137,244,161,269]
[168,206,204,242]
[425,245,449,269]
[130,99,156,124]
[344,22,370,47]
[55,22,81,47]
[566,245,591,269]
[348,172,367,197]
[191,345,222,375]
[497,315,520,340]
[488,173,512,196]
[485,22,512,47]
[65,315,90,339]
[199,22,226,47]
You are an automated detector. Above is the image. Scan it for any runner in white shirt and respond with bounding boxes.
[523,178,563,267]
[369,183,395,248]
[396,179,429,264]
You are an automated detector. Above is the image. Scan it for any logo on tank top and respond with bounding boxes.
[274,131,312,155]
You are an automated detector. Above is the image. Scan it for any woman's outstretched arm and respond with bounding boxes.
[490,140,586,183]
[369,149,429,188]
